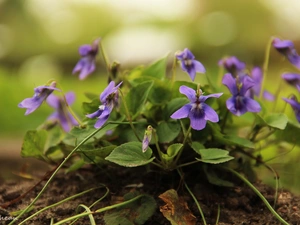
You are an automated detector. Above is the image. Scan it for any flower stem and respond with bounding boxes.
[52,195,146,225]
[99,39,114,82]
[259,37,274,99]
[177,169,207,225]
[171,54,178,83]
[18,186,108,225]
[11,124,112,225]
[152,129,163,162]
[222,167,289,225]
[118,89,141,142]
[173,126,192,167]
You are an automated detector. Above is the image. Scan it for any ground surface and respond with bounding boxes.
[1,161,300,225]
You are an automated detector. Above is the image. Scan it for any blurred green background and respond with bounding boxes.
[1,0,300,193]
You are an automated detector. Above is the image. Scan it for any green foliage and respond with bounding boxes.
[256,113,288,130]
[21,130,48,161]
[104,192,156,225]
[123,81,153,119]
[195,148,234,164]
[105,142,155,167]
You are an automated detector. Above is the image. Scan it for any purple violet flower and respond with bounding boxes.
[222,73,261,116]
[282,73,300,92]
[18,81,60,115]
[46,92,79,132]
[283,95,300,122]
[73,38,100,80]
[86,81,122,129]
[170,85,222,130]
[272,38,300,69]
[176,48,206,81]
[218,56,246,77]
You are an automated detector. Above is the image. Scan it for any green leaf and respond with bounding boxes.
[105,142,155,167]
[124,81,153,118]
[142,56,167,80]
[104,192,156,225]
[190,142,205,154]
[164,97,189,120]
[161,143,183,162]
[256,113,288,130]
[79,145,116,162]
[148,80,172,105]
[275,122,300,145]
[203,165,234,187]
[82,98,100,114]
[156,121,181,143]
[64,116,125,145]
[65,158,86,173]
[215,135,255,149]
[196,148,234,164]
[21,130,48,160]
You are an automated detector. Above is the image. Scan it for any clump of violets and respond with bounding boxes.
[171,85,222,130]
[176,48,206,81]
[86,81,122,129]
[18,81,60,115]
[218,56,246,77]
[73,38,100,80]
[222,74,261,116]
[272,37,300,69]
[46,92,79,132]
[283,95,300,122]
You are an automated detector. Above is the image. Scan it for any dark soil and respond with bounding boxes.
[1,163,300,225]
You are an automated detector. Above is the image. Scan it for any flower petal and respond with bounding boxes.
[193,60,206,74]
[179,86,196,102]
[222,73,238,95]
[189,110,207,130]
[244,97,261,113]
[239,75,255,95]
[170,104,192,119]
[46,94,60,109]
[65,92,76,105]
[100,81,115,103]
[79,45,93,56]
[200,93,223,102]
[202,103,219,122]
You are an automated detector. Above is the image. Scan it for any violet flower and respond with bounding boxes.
[46,92,79,132]
[282,73,300,92]
[283,95,300,122]
[18,81,59,115]
[218,56,246,77]
[86,81,122,129]
[176,48,206,81]
[73,38,100,80]
[272,38,300,69]
[170,85,222,130]
[222,73,261,116]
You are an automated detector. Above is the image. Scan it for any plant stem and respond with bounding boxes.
[119,89,141,141]
[173,126,192,167]
[11,125,111,225]
[259,37,274,99]
[223,167,289,225]
[99,39,114,82]
[171,54,178,83]
[52,195,145,225]
[18,186,108,225]
[177,169,207,225]
[152,129,163,162]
